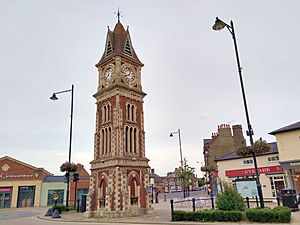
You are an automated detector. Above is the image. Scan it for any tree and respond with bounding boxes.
[176,158,195,198]
[216,183,245,211]
[237,138,271,157]
[60,162,78,173]
[197,177,206,187]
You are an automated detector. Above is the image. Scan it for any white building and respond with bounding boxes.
[216,142,285,199]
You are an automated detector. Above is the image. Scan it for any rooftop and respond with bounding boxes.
[215,142,278,161]
[269,121,300,135]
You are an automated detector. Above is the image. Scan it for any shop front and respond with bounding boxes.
[0,156,52,208]
[280,160,300,194]
[0,187,12,208]
[224,165,285,198]
[216,143,285,200]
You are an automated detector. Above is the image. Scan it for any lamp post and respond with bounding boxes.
[50,84,74,208]
[212,18,264,208]
[170,129,185,197]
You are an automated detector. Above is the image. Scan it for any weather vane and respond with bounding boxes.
[114,6,123,23]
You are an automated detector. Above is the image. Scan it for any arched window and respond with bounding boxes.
[108,127,111,153]
[124,126,139,155]
[99,179,106,208]
[101,129,104,155]
[102,103,111,123]
[126,103,136,122]
[104,105,107,122]
[133,128,137,153]
[107,105,110,121]
[127,104,130,121]
[131,105,134,121]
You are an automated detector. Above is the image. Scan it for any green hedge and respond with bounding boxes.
[246,206,291,223]
[172,209,244,222]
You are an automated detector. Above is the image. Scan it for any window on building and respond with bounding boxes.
[102,103,111,123]
[76,189,88,201]
[124,126,139,154]
[47,190,64,206]
[267,156,279,162]
[17,186,35,208]
[243,159,253,165]
[101,126,112,155]
[126,103,136,122]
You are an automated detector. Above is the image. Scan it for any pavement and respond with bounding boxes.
[37,199,300,225]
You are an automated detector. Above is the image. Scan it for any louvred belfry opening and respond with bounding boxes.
[124,37,132,56]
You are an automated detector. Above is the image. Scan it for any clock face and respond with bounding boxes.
[123,67,135,83]
[103,68,114,87]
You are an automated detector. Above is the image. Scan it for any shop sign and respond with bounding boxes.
[0,172,40,179]
[0,187,13,192]
[225,165,283,177]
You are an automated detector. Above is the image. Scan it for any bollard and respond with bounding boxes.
[77,199,80,212]
[211,195,214,209]
[192,198,196,212]
[51,209,61,218]
[45,207,53,216]
[170,199,174,221]
[246,197,250,208]
[276,196,280,206]
[255,196,259,208]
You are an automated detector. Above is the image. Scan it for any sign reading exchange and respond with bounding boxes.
[225,165,283,177]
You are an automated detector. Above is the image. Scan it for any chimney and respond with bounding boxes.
[151,168,154,174]
[232,124,246,149]
[217,124,232,137]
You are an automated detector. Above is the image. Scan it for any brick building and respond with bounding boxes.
[86,19,150,217]
[69,164,90,206]
[0,156,52,208]
[203,124,246,170]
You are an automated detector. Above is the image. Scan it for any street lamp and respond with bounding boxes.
[170,129,185,197]
[50,84,74,208]
[212,17,264,208]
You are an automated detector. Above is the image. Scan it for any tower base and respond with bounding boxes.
[83,207,151,218]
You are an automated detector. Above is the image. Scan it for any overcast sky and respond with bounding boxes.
[1,0,299,176]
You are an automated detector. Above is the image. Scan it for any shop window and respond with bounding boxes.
[243,159,253,165]
[47,190,64,206]
[17,186,35,208]
[0,187,12,208]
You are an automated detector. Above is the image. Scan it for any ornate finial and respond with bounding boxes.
[114,6,122,23]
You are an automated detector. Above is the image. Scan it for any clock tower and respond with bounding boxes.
[86,20,151,217]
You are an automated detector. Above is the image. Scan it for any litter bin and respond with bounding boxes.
[281,188,299,211]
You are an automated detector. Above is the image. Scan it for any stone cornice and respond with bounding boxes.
[91,157,150,170]
[93,85,146,102]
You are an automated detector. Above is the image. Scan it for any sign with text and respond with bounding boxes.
[236,180,258,197]
[225,165,283,177]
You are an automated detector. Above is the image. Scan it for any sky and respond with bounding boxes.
[1,0,299,177]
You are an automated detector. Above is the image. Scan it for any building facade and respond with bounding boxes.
[216,142,285,199]
[86,20,150,217]
[203,124,246,170]
[0,156,52,208]
[41,163,90,207]
[269,121,300,193]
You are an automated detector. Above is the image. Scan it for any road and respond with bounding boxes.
[0,191,207,225]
